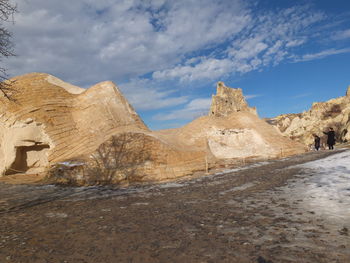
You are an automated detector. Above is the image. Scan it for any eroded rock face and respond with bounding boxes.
[0,73,147,175]
[0,118,52,174]
[1,75,306,183]
[209,82,257,117]
[207,128,273,159]
[267,86,350,146]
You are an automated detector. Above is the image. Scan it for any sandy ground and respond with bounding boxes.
[0,149,349,263]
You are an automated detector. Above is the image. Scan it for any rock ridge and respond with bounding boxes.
[0,74,306,183]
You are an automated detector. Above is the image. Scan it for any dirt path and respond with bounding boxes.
[0,150,349,263]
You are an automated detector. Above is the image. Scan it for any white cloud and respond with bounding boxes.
[295,48,350,62]
[153,98,211,121]
[244,94,261,100]
[119,78,188,111]
[153,94,259,121]
[285,39,305,47]
[3,0,350,125]
[153,4,328,83]
[186,98,212,111]
[153,58,234,82]
[332,29,350,40]
[5,1,340,87]
[7,0,250,86]
[229,37,268,60]
[226,5,325,73]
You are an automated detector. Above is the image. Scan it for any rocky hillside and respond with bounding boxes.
[0,74,306,184]
[267,86,350,146]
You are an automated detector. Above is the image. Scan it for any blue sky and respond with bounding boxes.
[5,0,350,130]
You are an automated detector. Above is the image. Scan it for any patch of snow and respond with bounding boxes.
[299,150,350,172]
[289,150,350,224]
[219,182,256,195]
[57,161,85,167]
[45,212,68,218]
[214,161,270,176]
[157,182,187,188]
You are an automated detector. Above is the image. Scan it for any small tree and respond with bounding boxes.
[0,0,17,99]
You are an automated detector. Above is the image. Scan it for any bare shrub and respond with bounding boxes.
[0,0,17,100]
[48,133,153,186]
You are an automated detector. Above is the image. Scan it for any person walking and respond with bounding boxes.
[323,127,336,150]
[313,134,321,151]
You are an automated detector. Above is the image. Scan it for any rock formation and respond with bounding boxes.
[0,73,147,175]
[267,86,350,146]
[209,81,257,116]
[0,74,306,184]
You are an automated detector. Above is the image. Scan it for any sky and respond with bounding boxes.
[4,0,350,130]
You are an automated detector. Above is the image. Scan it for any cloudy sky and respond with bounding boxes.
[5,0,350,129]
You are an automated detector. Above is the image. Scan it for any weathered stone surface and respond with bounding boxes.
[0,73,147,175]
[267,86,350,146]
[0,74,306,183]
[209,81,257,117]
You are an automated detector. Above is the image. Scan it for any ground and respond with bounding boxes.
[0,149,349,263]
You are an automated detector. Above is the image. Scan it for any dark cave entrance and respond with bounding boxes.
[5,144,50,175]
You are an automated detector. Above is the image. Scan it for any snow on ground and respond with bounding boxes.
[213,161,271,176]
[287,150,350,225]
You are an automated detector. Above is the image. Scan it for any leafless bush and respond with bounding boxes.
[49,133,153,185]
[0,0,17,100]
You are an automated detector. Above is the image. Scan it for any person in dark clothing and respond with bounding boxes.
[323,127,336,150]
[313,134,321,151]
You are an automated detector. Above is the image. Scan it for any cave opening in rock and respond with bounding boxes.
[6,144,50,175]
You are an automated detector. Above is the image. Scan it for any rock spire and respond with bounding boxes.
[209,82,257,117]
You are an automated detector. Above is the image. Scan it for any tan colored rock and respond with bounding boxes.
[0,75,306,184]
[0,73,147,175]
[129,110,305,182]
[209,81,257,117]
[156,112,305,161]
[267,86,350,146]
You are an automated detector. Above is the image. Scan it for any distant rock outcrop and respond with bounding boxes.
[267,86,350,146]
[209,81,257,116]
[0,74,306,184]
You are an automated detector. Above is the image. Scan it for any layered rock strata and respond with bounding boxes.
[0,73,147,175]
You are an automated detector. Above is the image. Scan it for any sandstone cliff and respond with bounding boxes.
[0,73,147,175]
[0,74,306,184]
[267,86,350,146]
